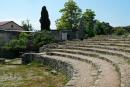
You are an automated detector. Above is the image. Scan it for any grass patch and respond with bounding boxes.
[127,60,130,65]
[0,59,68,87]
[28,60,43,67]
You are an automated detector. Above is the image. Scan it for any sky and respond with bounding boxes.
[0,0,130,30]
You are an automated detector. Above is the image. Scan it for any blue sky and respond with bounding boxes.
[0,0,130,30]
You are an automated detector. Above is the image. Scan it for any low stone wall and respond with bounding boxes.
[22,53,78,87]
[51,29,85,41]
[0,58,5,64]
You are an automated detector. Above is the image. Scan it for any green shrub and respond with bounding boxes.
[85,28,96,37]
[33,31,55,48]
[4,33,29,50]
[2,33,30,58]
[113,28,127,35]
[28,60,43,67]
[2,31,55,58]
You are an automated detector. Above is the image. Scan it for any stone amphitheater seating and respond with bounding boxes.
[22,36,130,87]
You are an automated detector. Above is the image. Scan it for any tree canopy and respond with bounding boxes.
[94,20,113,35]
[56,0,82,30]
[21,20,33,31]
[82,9,96,37]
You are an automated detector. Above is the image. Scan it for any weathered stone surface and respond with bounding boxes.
[22,53,97,87]
[22,53,74,81]
[0,58,5,64]
[39,43,58,52]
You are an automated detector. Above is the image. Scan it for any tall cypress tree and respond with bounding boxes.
[40,6,50,31]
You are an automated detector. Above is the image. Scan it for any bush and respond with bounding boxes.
[4,33,29,50]
[2,31,55,58]
[85,28,96,37]
[2,33,30,58]
[33,31,55,49]
[113,28,127,35]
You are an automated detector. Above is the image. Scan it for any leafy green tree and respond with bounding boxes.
[102,22,113,35]
[82,9,96,37]
[40,6,51,31]
[21,19,33,31]
[94,20,113,35]
[124,26,130,33]
[94,20,102,35]
[56,0,82,30]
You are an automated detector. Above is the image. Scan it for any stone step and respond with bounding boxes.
[51,48,130,87]
[86,39,130,41]
[47,51,120,87]
[82,47,130,59]
[93,53,130,87]
[89,43,130,48]
[61,44,130,53]
[65,40,130,43]
[90,35,129,40]
[83,45,130,52]
[87,36,130,41]
[64,41,130,44]
[23,53,98,87]
[60,46,130,61]
[43,54,98,87]
[84,41,130,44]
[64,41,130,48]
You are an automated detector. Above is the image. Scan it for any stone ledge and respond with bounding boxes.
[48,49,123,87]
[0,58,5,64]
[22,53,80,87]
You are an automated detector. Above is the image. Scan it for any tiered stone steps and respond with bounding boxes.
[58,46,130,60]
[47,50,120,87]
[38,36,130,87]
[60,38,130,87]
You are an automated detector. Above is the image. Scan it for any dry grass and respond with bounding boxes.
[0,59,68,87]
